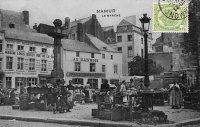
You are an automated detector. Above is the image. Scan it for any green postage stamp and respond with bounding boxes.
[153,1,188,33]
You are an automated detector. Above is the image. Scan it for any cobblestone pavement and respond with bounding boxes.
[0,103,200,123]
[0,119,90,127]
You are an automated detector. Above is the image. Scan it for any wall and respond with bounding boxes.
[3,38,54,88]
[149,52,173,72]
[63,49,122,88]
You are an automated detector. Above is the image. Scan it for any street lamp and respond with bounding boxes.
[140,13,151,88]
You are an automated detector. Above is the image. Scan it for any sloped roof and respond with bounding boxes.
[118,15,136,26]
[3,29,54,44]
[61,39,100,53]
[86,34,118,52]
[102,26,114,31]
[153,36,162,46]
[70,16,92,27]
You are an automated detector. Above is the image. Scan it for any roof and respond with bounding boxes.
[102,26,114,31]
[0,9,31,31]
[118,15,136,26]
[153,36,162,46]
[86,34,118,53]
[3,29,54,44]
[70,16,92,27]
[61,39,100,53]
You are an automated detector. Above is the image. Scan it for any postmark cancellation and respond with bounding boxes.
[153,1,188,33]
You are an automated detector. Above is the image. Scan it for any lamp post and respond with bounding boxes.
[140,13,151,88]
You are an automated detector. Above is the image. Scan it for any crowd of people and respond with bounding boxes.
[0,78,191,112]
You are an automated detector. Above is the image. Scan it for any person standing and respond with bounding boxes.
[67,80,75,106]
[120,80,127,103]
[100,79,110,92]
[169,82,182,109]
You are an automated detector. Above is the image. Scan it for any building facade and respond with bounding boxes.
[0,9,54,92]
[109,15,153,76]
[62,35,122,89]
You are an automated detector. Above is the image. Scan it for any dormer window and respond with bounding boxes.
[103,47,107,50]
[9,23,15,28]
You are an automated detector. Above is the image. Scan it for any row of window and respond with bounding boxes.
[5,57,47,71]
[117,35,133,42]
[117,46,144,58]
[76,52,114,60]
[76,52,95,58]
[3,43,47,53]
[5,77,37,89]
[117,35,144,44]
[74,62,118,74]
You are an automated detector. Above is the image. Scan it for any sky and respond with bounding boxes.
[0,0,160,41]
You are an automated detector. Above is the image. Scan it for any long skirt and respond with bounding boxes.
[68,90,74,102]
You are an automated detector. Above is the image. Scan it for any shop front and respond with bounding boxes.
[38,74,51,86]
[66,72,105,89]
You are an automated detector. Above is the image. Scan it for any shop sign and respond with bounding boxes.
[73,57,98,62]
[17,51,25,56]
[5,71,37,75]
[66,72,105,78]
[26,52,35,57]
[5,50,15,55]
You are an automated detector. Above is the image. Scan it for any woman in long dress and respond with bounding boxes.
[169,83,182,109]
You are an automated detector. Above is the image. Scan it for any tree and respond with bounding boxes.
[129,56,164,76]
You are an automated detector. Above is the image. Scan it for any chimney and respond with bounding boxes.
[92,14,97,37]
[33,23,37,30]
[22,11,29,25]
[65,17,70,29]
[77,23,84,42]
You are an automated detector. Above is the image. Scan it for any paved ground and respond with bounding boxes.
[0,103,200,124]
[0,119,90,127]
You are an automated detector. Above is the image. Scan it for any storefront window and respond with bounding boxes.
[88,79,98,89]
[74,62,81,71]
[6,57,13,69]
[28,78,37,86]
[72,78,83,85]
[41,60,47,71]
[90,63,96,72]
[15,77,24,94]
[17,57,24,70]
[6,77,12,89]
[110,79,119,84]
[29,58,35,70]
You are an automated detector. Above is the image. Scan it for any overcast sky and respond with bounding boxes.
[0,0,160,41]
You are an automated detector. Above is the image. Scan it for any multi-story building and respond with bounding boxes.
[0,9,122,90]
[0,9,54,92]
[109,15,153,76]
[36,14,122,88]
[62,34,122,88]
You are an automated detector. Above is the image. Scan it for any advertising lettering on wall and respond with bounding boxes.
[73,57,99,62]
[5,50,52,59]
